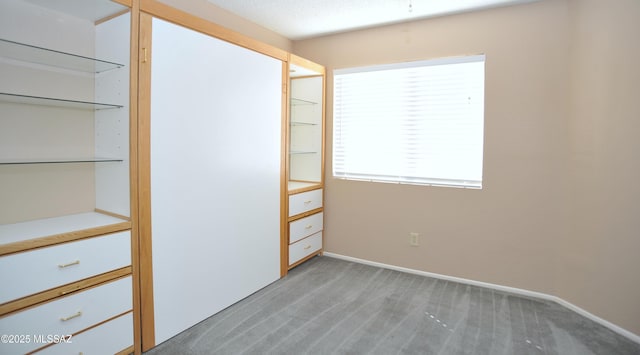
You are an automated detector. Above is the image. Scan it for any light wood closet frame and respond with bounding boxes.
[282,54,327,276]
[122,1,142,354]
[0,0,140,353]
[135,0,288,351]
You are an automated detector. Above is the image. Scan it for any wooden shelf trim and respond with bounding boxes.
[290,54,326,76]
[0,222,132,257]
[288,207,324,222]
[139,0,288,62]
[288,182,323,195]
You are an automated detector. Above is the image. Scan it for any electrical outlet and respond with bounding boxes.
[409,232,419,246]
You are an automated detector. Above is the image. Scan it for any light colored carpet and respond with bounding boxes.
[145,256,640,354]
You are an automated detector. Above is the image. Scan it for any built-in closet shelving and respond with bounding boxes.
[0,0,135,353]
[0,38,125,168]
[284,54,326,275]
[0,4,131,243]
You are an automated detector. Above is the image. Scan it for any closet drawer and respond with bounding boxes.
[289,232,322,265]
[289,189,323,217]
[37,312,133,355]
[289,212,323,244]
[0,231,131,304]
[0,276,132,355]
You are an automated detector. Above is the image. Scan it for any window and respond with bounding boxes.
[333,55,485,188]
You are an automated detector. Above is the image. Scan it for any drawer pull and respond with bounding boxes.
[303,245,311,250]
[60,311,82,322]
[304,200,312,204]
[305,224,313,229]
[58,260,80,269]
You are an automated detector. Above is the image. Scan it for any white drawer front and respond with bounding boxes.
[0,231,131,304]
[37,312,133,355]
[289,189,323,217]
[0,276,132,355]
[289,232,322,265]
[289,212,323,244]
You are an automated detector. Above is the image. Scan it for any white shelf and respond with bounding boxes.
[0,93,123,110]
[291,97,317,106]
[0,212,128,246]
[290,121,318,126]
[288,181,320,191]
[0,157,123,165]
[0,38,124,73]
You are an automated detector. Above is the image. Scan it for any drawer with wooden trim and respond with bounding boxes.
[289,212,323,244]
[0,231,131,304]
[289,232,322,265]
[37,311,133,355]
[288,189,322,217]
[0,276,132,355]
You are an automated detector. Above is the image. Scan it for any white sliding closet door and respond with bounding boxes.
[150,18,282,344]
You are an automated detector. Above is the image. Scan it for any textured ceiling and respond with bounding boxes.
[206,0,536,40]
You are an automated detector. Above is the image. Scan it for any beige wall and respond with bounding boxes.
[293,0,640,335]
[562,0,640,336]
[158,0,292,51]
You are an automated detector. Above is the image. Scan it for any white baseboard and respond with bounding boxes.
[323,252,640,345]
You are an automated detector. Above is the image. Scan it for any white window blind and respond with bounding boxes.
[333,55,485,188]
